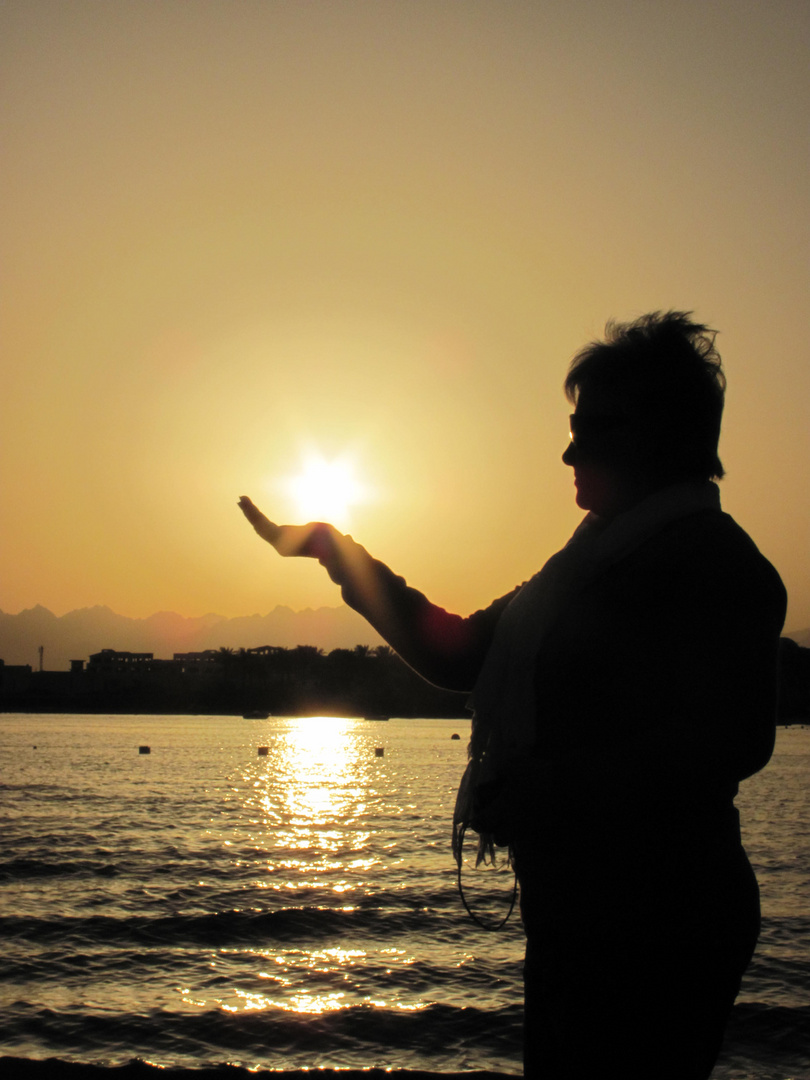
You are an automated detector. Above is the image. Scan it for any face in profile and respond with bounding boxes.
[562,388,655,518]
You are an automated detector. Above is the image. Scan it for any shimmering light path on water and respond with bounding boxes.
[1,715,808,1079]
[1,716,524,1071]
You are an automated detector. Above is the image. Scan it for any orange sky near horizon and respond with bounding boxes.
[2,0,809,632]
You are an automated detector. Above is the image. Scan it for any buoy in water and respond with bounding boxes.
[375,747,384,757]
[257,746,269,756]
[138,746,151,754]
[451,733,461,740]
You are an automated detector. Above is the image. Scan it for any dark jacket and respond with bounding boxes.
[329,505,786,903]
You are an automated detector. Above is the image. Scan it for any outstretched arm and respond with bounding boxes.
[237,496,514,691]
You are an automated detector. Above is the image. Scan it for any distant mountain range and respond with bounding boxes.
[2,604,807,674]
[0,604,384,671]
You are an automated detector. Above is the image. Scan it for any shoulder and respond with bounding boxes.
[632,508,787,629]
[661,508,782,582]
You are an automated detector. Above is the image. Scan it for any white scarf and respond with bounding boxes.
[453,481,721,866]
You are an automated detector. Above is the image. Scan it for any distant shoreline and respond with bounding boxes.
[0,645,470,719]
[2,638,808,722]
[0,708,470,719]
[1,1061,513,1080]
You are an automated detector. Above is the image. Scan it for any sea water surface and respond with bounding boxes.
[0,714,808,1079]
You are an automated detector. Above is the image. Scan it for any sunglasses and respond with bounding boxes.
[568,413,630,449]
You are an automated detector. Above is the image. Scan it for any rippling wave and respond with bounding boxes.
[1,715,809,1079]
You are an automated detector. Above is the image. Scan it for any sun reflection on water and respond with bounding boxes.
[203,944,426,1016]
[223,716,392,903]
[200,717,433,1018]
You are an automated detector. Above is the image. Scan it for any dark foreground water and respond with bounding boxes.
[1,715,808,1079]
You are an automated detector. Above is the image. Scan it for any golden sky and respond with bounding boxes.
[2,0,809,631]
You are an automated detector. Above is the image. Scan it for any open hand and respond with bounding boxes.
[238,496,334,560]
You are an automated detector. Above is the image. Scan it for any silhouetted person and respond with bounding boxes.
[238,311,786,1080]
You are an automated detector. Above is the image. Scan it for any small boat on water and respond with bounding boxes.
[242,710,270,720]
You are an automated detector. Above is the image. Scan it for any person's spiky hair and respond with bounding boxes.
[564,311,726,482]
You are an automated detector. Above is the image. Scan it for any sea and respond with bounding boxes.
[1,714,808,1080]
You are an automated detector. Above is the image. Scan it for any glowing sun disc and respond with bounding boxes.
[281,454,368,525]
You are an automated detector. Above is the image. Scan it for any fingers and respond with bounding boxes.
[238,497,334,560]
[237,496,280,545]
[238,495,262,520]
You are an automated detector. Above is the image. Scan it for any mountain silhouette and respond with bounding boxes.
[0,604,384,671]
[3,604,808,674]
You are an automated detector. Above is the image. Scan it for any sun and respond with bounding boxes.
[279,453,368,526]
